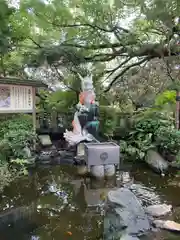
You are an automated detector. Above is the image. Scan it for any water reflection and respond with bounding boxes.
[0,165,103,240]
[0,164,180,239]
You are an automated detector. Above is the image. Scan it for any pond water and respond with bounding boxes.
[0,163,180,240]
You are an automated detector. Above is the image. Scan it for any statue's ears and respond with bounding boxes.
[77,73,84,81]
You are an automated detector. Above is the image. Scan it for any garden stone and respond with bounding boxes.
[120,234,140,240]
[77,166,88,176]
[107,188,150,236]
[38,135,52,146]
[38,151,51,164]
[130,184,161,206]
[169,161,180,169]
[153,220,180,232]
[23,146,32,158]
[145,150,169,175]
[59,150,67,157]
[145,204,172,217]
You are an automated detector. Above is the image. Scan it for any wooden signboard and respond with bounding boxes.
[0,84,34,113]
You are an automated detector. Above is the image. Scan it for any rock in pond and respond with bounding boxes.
[153,220,180,232]
[169,161,180,169]
[120,235,140,240]
[23,146,32,158]
[145,204,172,217]
[130,184,161,206]
[145,150,169,175]
[107,188,150,236]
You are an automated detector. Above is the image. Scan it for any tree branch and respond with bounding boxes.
[28,37,42,48]
[52,22,116,33]
[84,49,127,62]
[164,59,175,82]
[61,42,123,50]
[115,25,130,33]
[104,56,133,80]
[53,65,79,93]
[35,11,130,34]
[104,56,154,92]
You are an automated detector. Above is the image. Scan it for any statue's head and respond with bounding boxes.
[77,73,93,90]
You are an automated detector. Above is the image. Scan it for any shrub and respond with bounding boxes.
[0,114,36,192]
[0,114,36,161]
[0,164,13,192]
[155,126,180,157]
[120,109,180,162]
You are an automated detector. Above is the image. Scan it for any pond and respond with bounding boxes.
[1,163,180,240]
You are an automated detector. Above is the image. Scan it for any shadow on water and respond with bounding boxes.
[1,163,180,239]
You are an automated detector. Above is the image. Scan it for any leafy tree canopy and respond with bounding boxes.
[0,0,179,92]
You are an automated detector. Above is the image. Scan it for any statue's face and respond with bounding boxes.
[84,75,92,81]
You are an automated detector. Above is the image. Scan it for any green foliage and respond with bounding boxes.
[120,108,180,162]
[0,114,36,161]
[0,114,35,192]
[0,114,33,136]
[0,159,28,193]
[0,0,178,87]
[37,86,179,165]
[0,163,12,192]
[29,46,86,68]
[37,89,78,113]
[155,90,176,107]
[0,1,15,54]
[47,90,77,112]
[10,158,29,175]
[14,0,179,82]
[99,106,118,138]
[0,0,29,76]
[155,127,180,155]
[99,106,133,138]
[0,0,177,168]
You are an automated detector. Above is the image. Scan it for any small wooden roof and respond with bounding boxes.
[0,77,47,88]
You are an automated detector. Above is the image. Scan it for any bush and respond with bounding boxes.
[155,126,180,159]
[99,96,180,163]
[0,114,36,192]
[0,114,36,161]
[0,164,13,192]
[120,108,180,162]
